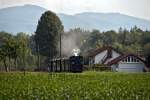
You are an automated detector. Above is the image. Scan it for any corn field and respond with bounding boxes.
[0,72,150,100]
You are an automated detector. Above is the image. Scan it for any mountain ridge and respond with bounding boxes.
[0,4,150,34]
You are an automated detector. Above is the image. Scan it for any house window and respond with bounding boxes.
[116,64,119,68]
[125,58,128,62]
[131,56,134,62]
[136,59,140,62]
[133,57,136,62]
[115,64,119,71]
[127,57,130,62]
[123,59,125,62]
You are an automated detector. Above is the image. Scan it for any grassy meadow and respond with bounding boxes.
[0,72,150,100]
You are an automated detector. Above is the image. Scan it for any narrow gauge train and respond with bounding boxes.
[44,55,84,73]
[69,56,83,72]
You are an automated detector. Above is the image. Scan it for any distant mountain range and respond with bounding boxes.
[0,4,150,34]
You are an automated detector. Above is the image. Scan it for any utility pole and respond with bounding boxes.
[60,32,62,58]
[59,32,62,71]
[59,0,63,72]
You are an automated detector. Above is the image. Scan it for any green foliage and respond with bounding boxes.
[0,72,150,100]
[141,31,150,45]
[103,30,117,45]
[144,43,150,56]
[0,25,149,71]
[35,11,64,57]
[15,33,31,69]
[0,34,17,71]
[0,32,36,71]
[80,26,150,56]
[81,29,102,52]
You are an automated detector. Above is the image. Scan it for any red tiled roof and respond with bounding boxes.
[88,46,123,57]
[107,53,146,65]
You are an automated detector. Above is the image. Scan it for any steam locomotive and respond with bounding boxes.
[43,48,84,73]
[69,56,83,72]
[43,55,84,73]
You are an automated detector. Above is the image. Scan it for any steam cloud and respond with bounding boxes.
[61,30,84,57]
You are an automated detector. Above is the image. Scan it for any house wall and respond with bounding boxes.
[111,64,118,72]
[89,58,94,66]
[111,55,146,72]
[118,62,145,72]
[105,50,121,64]
[94,50,107,64]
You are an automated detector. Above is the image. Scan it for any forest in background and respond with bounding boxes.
[64,26,150,57]
[0,26,150,71]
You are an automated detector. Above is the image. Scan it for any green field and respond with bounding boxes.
[0,72,150,100]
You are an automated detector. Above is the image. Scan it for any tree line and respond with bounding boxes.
[0,26,150,71]
[76,26,150,57]
[64,27,150,67]
[0,11,150,72]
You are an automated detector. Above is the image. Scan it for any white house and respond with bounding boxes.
[88,46,123,65]
[88,46,147,72]
[107,54,146,72]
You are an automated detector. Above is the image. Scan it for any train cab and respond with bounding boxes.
[70,56,83,72]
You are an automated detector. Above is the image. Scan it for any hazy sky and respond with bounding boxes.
[0,0,150,20]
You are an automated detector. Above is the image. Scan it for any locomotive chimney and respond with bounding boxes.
[72,48,80,56]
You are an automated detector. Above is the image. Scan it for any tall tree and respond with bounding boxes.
[12,32,30,73]
[35,11,64,58]
[87,30,101,49]
[118,28,130,46]
[0,34,17,71]
[0,32,11,71]
[0,45,8,72]
[103,30,117,46]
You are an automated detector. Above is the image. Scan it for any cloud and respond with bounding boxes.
[0,0,40,8]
